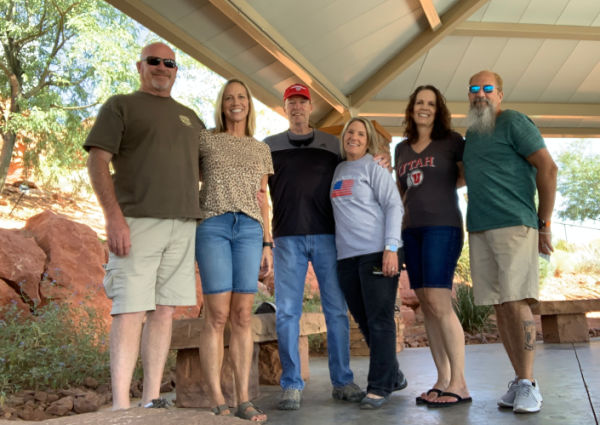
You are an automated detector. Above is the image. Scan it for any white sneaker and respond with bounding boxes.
[497,377,519,408]
[513,379,543,413]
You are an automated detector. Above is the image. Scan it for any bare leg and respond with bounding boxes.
[199,292,232,412]
[229,293,267,422]
[140,305,176,405]
[495,300,536,381]
[416,289,449,401]
[421,288,469,403]
[110,311,146,410]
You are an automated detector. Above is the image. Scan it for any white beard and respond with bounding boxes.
[467,100,496,134]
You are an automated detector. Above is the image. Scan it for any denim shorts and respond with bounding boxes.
[195,212,263,294]
[402,226,463,290]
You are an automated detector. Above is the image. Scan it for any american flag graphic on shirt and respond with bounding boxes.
[331,179,354,198]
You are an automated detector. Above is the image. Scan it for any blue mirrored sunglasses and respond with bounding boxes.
[469,85,494,94]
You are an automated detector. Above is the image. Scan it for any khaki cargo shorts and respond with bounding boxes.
[103,217,197,315]
[469,225,539,306]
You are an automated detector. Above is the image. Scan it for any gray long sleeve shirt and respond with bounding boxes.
[330,154,404,260]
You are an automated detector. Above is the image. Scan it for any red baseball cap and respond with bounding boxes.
[283,83,311,101]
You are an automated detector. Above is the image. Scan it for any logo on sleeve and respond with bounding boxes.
[179,115,192,126]
[331,179,354,198]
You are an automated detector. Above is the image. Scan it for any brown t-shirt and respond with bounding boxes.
[198,131,274,228]
[84,91,205,218]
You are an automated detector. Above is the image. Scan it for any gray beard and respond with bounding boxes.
[467,101,496,134]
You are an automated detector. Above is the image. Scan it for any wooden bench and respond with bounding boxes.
[531,299,600,343]
[169,312,327,408]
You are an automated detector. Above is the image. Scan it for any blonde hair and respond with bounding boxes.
[340,117,382,159]
[214,79,256,136]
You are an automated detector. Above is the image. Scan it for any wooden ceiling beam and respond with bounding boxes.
[418,0,441,31]
[208,0,349,113]
[348,0,488,109]
[360,100,600,118]
[382,126,600,139]
[453,22,600,41]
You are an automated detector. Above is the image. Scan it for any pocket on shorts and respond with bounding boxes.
[103,263,117,300]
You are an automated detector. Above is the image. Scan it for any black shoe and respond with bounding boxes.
[360,395,389,410]
[393,370,408,392]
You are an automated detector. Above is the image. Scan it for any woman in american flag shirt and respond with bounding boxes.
[330,117,406,410]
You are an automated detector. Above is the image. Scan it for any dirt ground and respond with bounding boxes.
[0,407,247,425]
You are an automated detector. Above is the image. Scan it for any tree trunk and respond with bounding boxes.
[0,74,21,191]
[0,130,17,191]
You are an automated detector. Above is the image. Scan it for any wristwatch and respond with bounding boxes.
[537,217,550,230]
[384,244,398,253]
[262,241,274,248]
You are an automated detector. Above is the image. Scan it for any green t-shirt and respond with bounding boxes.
[463,109,545,232]
[84,91,205,218]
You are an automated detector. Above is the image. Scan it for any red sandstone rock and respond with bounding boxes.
[73,392,102,413]
[400,305,416,327]
[398,272,419,307]
[24,210,111,325]
[305,263,319,296]
[45,396,74,416]
[0,278,30,317]
[0,228,46,304]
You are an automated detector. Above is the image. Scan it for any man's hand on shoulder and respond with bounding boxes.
[106,212,131,257]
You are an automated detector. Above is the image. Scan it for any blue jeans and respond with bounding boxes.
[195,212,263,294]
[273,234,354,390]
[337,252,400,397]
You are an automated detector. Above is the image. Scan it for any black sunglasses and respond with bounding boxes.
[469,85,494,94]
[141,56,177,69]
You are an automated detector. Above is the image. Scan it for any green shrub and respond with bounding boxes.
[554,239,575,252]
[454,243,471,284]
[452,283,493,334]
[0,302,110,403]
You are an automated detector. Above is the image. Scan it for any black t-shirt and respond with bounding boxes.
[264,130,341,237]
[394,131,464,229]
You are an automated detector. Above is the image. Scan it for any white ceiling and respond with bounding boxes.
[107,0,600,137]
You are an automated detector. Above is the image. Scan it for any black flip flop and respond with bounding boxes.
[415,388,443,405]
[427,391,473,408]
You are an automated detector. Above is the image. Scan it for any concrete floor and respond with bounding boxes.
[253,339,600,425]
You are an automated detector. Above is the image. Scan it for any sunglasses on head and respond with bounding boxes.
[142,56,177,69]
[469,85,494,94]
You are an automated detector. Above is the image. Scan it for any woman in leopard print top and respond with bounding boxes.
[195,79,273,421]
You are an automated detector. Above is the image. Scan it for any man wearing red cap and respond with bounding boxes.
[264,83,363,410]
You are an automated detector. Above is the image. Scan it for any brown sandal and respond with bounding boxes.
[235,401,267,422]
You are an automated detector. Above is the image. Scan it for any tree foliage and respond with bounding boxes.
[556,140,600,222]
[0,0,140,190]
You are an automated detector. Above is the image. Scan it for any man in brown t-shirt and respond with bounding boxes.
[84,42,205,410]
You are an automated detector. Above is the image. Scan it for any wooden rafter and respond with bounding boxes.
[418,0,441,31]
[360,100,600,118]
[208,0,348,113]
[453,22,600,41]
[349,0,488,108]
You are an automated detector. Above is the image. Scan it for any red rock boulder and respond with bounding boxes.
[24,210,111,325]
[398,271,419,307]
[0,278,31,317]
[0,228,46,305]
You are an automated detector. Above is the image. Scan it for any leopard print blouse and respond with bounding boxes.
[198,130,273,228]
